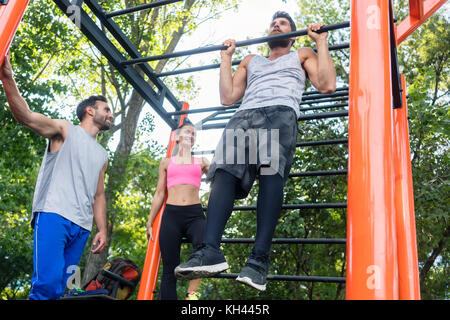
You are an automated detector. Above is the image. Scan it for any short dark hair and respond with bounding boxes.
[177,118,194,130]
[76,95,108,121]
[272,11,297,32]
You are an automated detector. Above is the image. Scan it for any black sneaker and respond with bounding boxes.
[236,254,269,291]
[174,245,229,280]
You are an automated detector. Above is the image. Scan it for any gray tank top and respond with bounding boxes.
[32,124,108,231]
[237,51,306,118]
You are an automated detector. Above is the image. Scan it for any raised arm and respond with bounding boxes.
[299,23,336,94]
[219,39,254,106]
[0,52,69,139]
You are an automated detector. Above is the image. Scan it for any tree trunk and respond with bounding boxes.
[82,90,144,285]
[419,225,449,284]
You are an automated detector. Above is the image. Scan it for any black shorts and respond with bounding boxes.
[206,105,298,199]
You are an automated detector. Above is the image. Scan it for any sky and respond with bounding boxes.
[141,0,301,159]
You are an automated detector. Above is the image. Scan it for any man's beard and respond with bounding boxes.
[99,123,110,131]
[267,38,291,50]
[94,114,111,131]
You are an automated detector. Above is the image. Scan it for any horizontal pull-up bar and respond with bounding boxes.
[200,203,347,211]
[156,59,242,77]
[155,43,349,77]
[214,273,346,283]
[168,105,238,116]
[220,238,346,244]
[121,21,350,65]
[106,0,183,19]
[192,138,348,155]
[167,90,349,116]
[302,90,348,101]
[297,138,348,147]
[180,237,346,245]
[302,97,348,106]
[198,101,348,125]
[201,169,347,182]
[300,102,348,112]
[167,100,347,117]
[200,110,349,129]
[289,169,347,177]
[304,86,348,96]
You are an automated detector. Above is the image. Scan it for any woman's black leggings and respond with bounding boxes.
[158,203,205,300]
[203,169,285,259]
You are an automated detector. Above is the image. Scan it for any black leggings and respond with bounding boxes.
[203,169,285,259]
[158,203,205,300]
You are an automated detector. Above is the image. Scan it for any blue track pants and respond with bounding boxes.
[29,212,90,300]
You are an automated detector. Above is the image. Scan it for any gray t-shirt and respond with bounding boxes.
[237,51,306,119]
[32,124,108,231]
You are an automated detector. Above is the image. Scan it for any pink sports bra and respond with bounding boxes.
[166,156,202,189]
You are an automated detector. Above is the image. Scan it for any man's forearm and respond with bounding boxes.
[219,56,234,105]
[93,194,107,234]
[2,76,33,124]
[316,39,336,92]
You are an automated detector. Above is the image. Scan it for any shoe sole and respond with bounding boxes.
[236,275,267,291]
[175,262,229,280]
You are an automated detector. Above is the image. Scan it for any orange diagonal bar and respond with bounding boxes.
[0,0,30,66]
[396,0,447,45]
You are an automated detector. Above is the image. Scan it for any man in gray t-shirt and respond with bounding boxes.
[0,52,114,300]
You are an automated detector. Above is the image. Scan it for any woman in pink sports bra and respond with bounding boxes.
[146,120,210,300]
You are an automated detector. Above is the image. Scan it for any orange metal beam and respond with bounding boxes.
[346,0,399,300]
[0,0,30,67]
[393,75,421,300]
[137,102,189,300]
[396,0,447,45]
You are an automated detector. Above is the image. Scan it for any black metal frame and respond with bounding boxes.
[54,0,350,130]
[389,0,403,109]
[106,0,183,19]
[54,0,181,129]
[52,0,351,289]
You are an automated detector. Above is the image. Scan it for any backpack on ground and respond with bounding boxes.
[84,257,141,300]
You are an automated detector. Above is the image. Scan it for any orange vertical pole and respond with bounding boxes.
[346,0,399,299]
[393,75,421,300]
[0,0,30,67]
[137,102,189,300]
